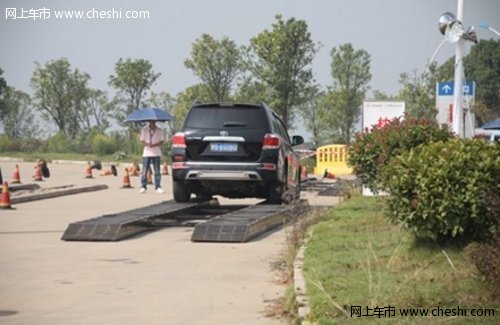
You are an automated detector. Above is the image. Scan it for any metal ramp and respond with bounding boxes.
[61,200,210,241]
[191,201,309,242]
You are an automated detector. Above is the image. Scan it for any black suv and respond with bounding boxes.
[171,102,304,203]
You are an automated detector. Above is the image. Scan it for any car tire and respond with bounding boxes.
[268,182,283,204]
[173,181,190,202]
[269,168,287,204]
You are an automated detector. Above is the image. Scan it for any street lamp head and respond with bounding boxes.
[438,12,456,35]
[445,20,465,43]
[464,26,478,44]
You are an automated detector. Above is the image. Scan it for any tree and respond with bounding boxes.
[149,91,176,137]
[371,90,397,100]
[298,86,328,147]
[185,34,243,102]
[437,40,500,123]
[171,85,209,135]
[398,63,439,119]
[108,58,161,122]
[247,15,318,128]
[464,40,500,120]
[0,68,7,121]
[30,58,90,139]
[81,89,114,134]
[233,76,270,104]
[1,86,40,139]
[327,43,371,144]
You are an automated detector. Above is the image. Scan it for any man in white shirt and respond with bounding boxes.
[139,121,165,193]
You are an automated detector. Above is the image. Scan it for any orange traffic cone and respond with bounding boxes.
[323,169,335,180]
[130,161,140,177]
[33,164,43,181]
[100,168,112,176]
[11,164,21,184]
[85,161,93,179]
[121,168,132,189]
[100,165,118,176]
[0,181,13,209]
[300,166,308,181]
[161,162,169,175]
[38,159,50,178]
[146,166,153,184]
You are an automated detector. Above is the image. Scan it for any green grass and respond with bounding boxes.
[303,196,499,324]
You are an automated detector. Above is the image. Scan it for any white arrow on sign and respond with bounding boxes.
[442,84,452,94]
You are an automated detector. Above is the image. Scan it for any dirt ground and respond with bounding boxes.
[0,159,339,325]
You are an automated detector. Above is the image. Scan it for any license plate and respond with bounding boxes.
[210,143,238,152]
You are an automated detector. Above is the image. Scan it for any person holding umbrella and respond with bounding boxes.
[139,120,165,194]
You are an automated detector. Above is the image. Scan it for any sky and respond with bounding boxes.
[0,0,499,134]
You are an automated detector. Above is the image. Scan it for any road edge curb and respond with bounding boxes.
[294,243,314,325]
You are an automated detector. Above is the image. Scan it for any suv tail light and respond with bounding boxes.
[172,133,186,148]
[262,134,281,149]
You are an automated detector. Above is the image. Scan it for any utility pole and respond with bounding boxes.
[452,0,465,137]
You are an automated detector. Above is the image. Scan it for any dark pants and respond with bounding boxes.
[141,156,161,189]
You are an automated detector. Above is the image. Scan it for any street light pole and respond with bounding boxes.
[479,22,500,37]
[452,0,465,137]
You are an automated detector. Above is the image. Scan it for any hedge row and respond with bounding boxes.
[348,118,499,242]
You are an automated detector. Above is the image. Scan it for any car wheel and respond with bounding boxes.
[268,168,288,204]
[173,181,190,202]
[268,182,284,204]
[294,168,301,201]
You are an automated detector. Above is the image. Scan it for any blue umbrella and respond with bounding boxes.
[125,107,173,123]
[480,118,500,130]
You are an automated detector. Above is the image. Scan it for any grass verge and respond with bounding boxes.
[302,195,499,324]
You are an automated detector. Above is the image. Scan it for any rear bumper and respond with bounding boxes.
[172,161,278,182]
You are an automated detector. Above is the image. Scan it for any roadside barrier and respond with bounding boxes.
[314,144,352,176]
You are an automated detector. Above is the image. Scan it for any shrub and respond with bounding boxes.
[91,133,116,156]
[47,132,72,153]
[20,138,47,152]
[467,234,500,297]
[0,134,14,151]
[385,139,500,242]
[348,116,453,193]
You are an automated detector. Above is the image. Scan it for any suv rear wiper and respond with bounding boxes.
[223,121,247,127]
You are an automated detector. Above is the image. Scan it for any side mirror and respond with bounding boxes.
[292,135,304,146]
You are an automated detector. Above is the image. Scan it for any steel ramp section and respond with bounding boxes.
[191,201,309,242]
[61,200,202,241]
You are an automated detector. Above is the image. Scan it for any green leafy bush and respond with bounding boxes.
[348,117,453,193]
[385,139,500,242]
[467,234,500,295]
[19,138,46,152]
[0,134,14,151]
[47,132,72,153]
[91,133,116,156]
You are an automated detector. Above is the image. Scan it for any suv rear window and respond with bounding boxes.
[185,106,268,129]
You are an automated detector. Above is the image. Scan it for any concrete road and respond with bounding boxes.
[0,160,339,324]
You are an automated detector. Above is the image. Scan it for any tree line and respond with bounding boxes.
[1,15,499,152]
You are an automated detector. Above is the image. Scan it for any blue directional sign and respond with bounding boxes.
[438,81,474,96]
